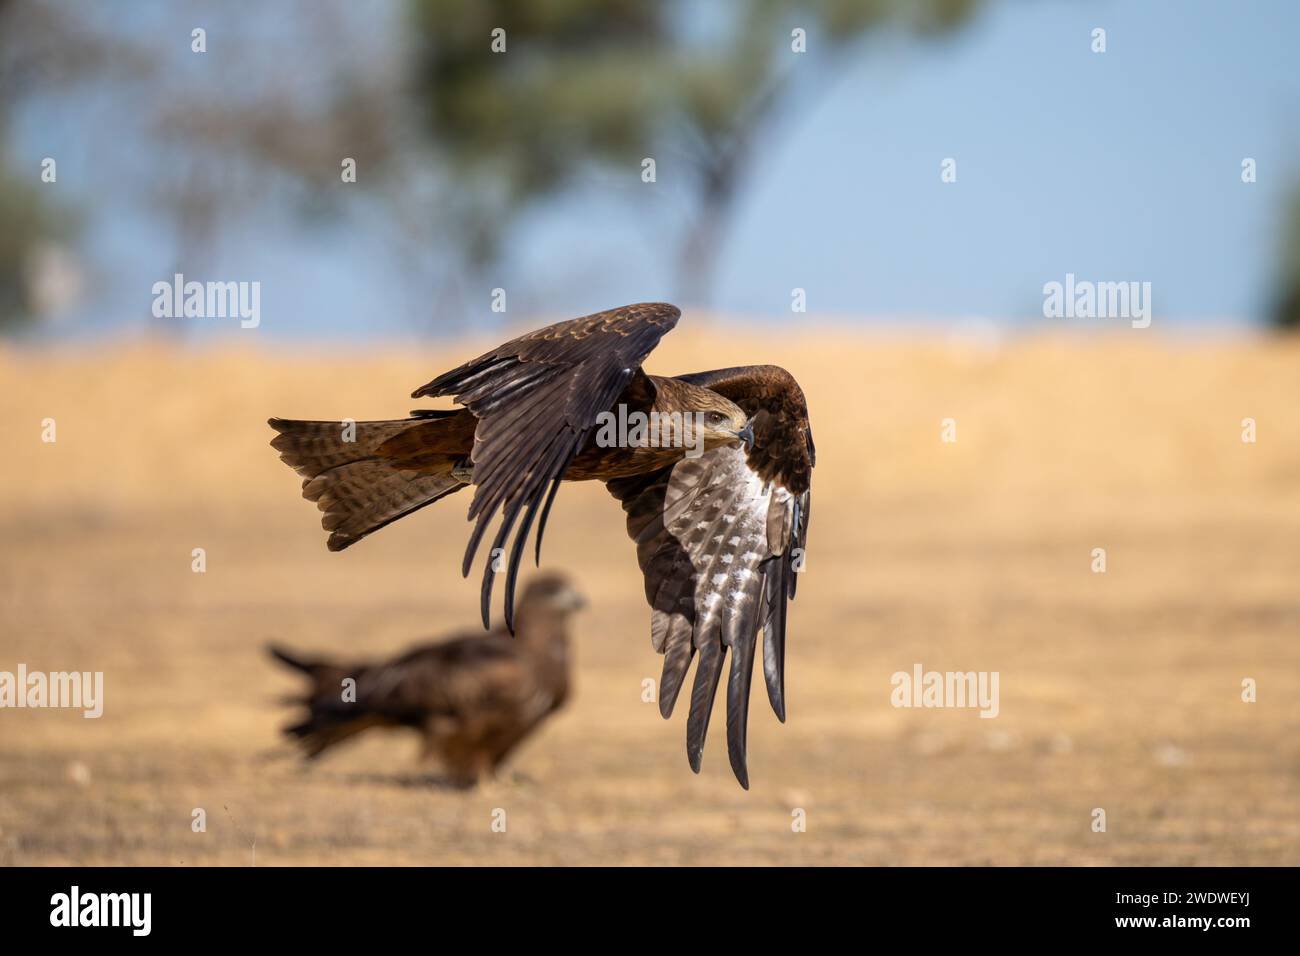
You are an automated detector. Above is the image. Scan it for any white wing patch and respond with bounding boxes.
[656,445,777,640]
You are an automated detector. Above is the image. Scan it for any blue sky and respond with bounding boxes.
[526,0,1300,329]
[16,0,1300,341]
[719,0,1300,326]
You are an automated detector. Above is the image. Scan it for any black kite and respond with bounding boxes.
[269,572,586,787]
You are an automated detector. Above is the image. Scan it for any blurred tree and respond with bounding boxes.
[1272,185,1300,330]
[0,0,415,335]
[0,140,67,333]
[410,0,984,303]
[0,0,96,333]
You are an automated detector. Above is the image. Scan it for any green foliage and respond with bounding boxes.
[0,157,66,333]
[413,2,651,200]
[1272,187,1300,330]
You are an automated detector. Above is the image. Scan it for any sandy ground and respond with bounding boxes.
[1,325,1299,866]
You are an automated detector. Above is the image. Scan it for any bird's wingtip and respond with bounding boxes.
[771,697,786,723]
[729,752,750,788]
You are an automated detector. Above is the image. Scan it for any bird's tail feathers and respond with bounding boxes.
[282,711,387,759]
[267,644,387,759]
[266,642,331,676]
[267,414,470,552]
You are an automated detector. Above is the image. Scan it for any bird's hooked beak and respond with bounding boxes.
[735,421,755,453]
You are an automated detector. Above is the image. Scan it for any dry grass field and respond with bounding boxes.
[2,324,1299,866]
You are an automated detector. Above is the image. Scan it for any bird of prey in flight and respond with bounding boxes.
[269,572,586,787]
[269,302,814,787]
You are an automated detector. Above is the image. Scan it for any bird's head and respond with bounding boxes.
[676,382,753,453]
[520,571,587,616]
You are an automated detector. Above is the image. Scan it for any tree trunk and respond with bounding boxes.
[675,160,740,308]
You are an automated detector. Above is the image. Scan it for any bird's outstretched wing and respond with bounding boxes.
[607,365,813,788]
[412,302,680,631]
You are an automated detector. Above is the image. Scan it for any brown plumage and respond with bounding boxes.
[269,302,814,788]
[269,573,586,787]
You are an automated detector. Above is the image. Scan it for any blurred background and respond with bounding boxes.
[2,0,1300,339]
[1,0,1299,866]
